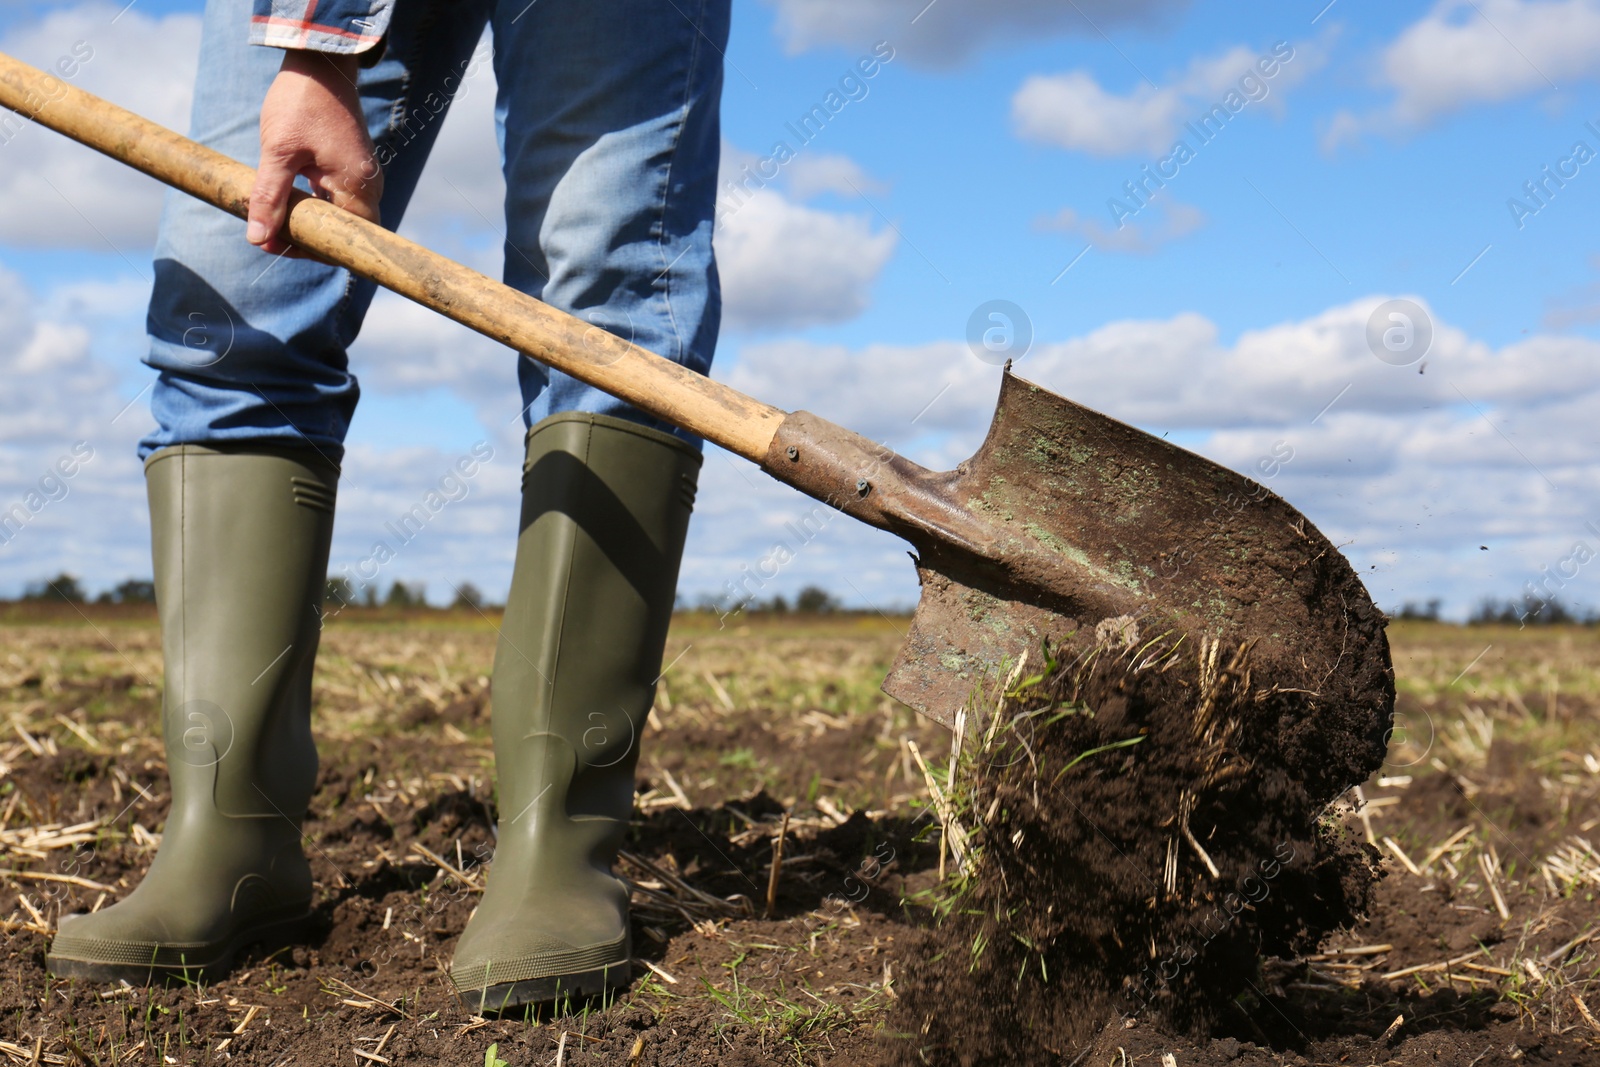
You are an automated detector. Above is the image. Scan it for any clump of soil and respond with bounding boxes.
[890,636,1388,1063]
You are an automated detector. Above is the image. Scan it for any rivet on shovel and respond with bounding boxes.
[786,446,799,461]
[856,479,871,496]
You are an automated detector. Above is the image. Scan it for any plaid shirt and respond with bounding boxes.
[250,0,393,57]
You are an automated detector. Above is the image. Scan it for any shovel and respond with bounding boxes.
[0,53,1393,746]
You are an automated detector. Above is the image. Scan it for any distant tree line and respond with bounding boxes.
[19,574,1600,625]
[1388,595,1600,626]
[1391,598,1443,621]
[683,584,844,615]
[1464,596,1600,626]
[17,574,155,605]
[10,573,491,610]
[322,576,485,610]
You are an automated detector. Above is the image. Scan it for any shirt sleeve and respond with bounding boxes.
[249,0,393,58]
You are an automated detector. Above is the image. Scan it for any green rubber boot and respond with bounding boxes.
[449,413,700,1011]
[46,445,337,984]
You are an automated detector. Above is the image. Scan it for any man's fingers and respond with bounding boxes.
[339,181,383,227]
[314,167,384,227]
[247,161,382,262]
[247,152,300,247]
[253,52,377,255]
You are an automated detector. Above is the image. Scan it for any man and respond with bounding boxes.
[45,0,728,1010]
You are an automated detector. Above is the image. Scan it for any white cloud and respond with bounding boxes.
[1013,70,1188,157]
[327,440,525,606]
[727,337,979,460]
[716,189,897,331]
[0,260,530,604]
[0,3,200,248]
[1036,196,1205,254]
[1012,41,1313,158]
[0,267,135,445]
[764,0,1189,67]
[0,264,155,594]
[784,153,887,199]
[1327,0,1600,145]
[713,142,897,330]
[348,292,517,422]
[8,233,1600,617]
[1544,279,1600,330]
[719,297,1600,613]
[679,444,919,613]
[1381,0,1600,125]
[1317,108,1365,155]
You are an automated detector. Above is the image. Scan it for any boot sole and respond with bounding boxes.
[46,909,314,986]
[458,959,632,1014]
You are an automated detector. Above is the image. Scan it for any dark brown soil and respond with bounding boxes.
[1,733,934,1065]
[888,638,1387,1063]
[3,616,1599,1065]
[0,615,949,1066]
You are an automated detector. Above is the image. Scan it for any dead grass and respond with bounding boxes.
[4,614,1600,1062]
[1308,622,1600,1042]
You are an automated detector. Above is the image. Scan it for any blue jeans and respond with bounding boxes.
[140,0,728,461]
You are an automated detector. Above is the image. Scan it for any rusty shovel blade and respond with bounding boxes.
[764,368,1394,739]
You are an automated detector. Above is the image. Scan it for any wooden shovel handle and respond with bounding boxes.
[0,51,785,462]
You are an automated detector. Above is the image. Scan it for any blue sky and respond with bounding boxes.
[720,2,1598,350]
[1,0,1598,619]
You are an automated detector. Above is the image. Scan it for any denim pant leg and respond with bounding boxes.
[140,0,492,462]
[492,0,729,447]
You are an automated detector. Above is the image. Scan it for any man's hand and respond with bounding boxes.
[247,50,382,256]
